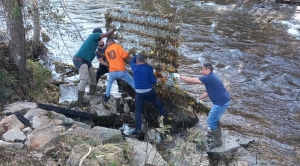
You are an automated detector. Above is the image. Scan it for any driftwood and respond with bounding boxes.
[37,103,95,120]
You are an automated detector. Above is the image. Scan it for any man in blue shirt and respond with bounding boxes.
[73,27,116,106]
[172,63,230,149]
[130,53,166,134]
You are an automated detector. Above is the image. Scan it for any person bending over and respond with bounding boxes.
[130,53,166,134]
[73,27,116,106]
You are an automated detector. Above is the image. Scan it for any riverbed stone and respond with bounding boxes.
[67,126,123,144]
[31,115,51,129]
[0,140,24,149]
[206,131,254,154]
[25,122,60,151]
[91,103,118,127]
[126,137,167,166]
[4,102,37,113]
[0,114,25,131]
[24,108,48,121]
[1,126,26,142]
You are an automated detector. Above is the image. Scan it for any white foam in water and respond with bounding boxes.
[287,28,300,36]
[281,21,300,38]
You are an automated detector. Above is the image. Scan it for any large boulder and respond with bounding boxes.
[67,126,123,144]
[0,114,25,131]
[25,122,60,151]
[1,126,26,142]
[144,104,199,132]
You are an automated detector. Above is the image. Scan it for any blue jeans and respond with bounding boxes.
[207,100,230,130]
[135,88,166,130]
[73,57,91,70]
[105,71,135,97]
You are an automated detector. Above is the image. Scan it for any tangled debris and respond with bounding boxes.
[105,9,209,115]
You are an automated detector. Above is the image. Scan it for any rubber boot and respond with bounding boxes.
[77,91,90,107]
[88,85,96,95]
[208,129,222,149]
[207,121,222,137]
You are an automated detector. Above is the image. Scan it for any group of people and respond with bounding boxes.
[72,27,230,149]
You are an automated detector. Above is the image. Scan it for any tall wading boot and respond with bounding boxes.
[208,128,223,149]
[88,85,96,95]
[77,91,90,107]
[207,121,222,137]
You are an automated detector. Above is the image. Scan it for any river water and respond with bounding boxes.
[34,0,300,165]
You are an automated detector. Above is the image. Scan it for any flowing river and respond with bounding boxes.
[30,0,300,165]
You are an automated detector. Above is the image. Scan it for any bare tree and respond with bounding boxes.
[31,0,40,59]
[0,0,26,79]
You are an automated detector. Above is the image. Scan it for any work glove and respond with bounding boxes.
[113,22,121,31]
[136,50,141,55]
[171,73,180,79]
[196,98,204,104]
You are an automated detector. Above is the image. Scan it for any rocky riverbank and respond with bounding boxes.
[0,81,257,166]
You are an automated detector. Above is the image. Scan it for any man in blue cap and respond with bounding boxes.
[73,27,116,106]
[130,52,167,134]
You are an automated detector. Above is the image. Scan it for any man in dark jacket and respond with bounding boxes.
[130,53,166,134]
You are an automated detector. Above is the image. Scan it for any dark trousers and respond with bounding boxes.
[135,88,165,130]
[96,64,109,84]
[96,64,121,87]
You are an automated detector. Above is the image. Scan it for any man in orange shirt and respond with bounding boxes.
[102,38,135,101]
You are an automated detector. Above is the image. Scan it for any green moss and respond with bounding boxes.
[0,68,17,88]
[27,59,51,91]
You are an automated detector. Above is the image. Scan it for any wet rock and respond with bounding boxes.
[206,131,254,154]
